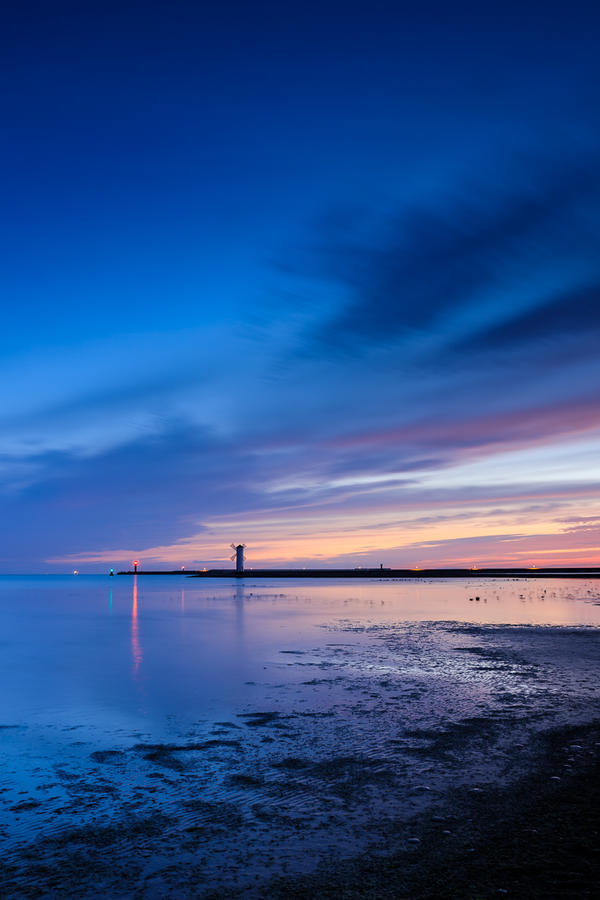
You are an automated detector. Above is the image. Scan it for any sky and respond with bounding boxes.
[2,0,600,572]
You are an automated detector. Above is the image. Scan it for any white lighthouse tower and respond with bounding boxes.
[230,543,246,574]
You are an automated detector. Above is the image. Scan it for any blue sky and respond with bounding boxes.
[2,1,600,571]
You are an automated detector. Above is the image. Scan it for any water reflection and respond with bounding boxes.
[234,580,245,638]
[131,575,142,674]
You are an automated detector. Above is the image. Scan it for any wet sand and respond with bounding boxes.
[266,720,600,899]
[1,614,599,898]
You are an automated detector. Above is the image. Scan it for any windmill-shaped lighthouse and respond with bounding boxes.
[230,543,246,574]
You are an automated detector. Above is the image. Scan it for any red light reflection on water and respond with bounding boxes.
[131,575,142,674]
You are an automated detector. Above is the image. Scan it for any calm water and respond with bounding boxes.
[2,574,599,736]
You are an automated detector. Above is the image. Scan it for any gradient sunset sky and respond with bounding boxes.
[2,1,600,572]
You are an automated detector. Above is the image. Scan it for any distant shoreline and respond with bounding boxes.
[117,566,600,579]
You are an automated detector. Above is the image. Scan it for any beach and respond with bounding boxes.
[1,577,599,897]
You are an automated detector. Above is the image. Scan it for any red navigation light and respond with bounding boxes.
[133,560,139,566]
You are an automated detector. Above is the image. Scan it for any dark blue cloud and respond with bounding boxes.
[296,154,600,357]
[460,281,600,351]
[0,424,250,568]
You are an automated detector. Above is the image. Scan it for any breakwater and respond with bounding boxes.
[117,566,600,578]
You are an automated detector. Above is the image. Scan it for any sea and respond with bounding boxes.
[2,574,600,896]
[2,574,599,733]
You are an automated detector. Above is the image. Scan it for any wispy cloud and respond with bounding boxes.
[295,154,600,359]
